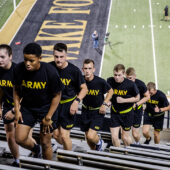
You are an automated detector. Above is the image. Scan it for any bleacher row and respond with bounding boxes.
[0,105,170,169]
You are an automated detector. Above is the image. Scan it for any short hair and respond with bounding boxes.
[126,67,136,76]
[114,64,125,72]
[53,43,67,52]
[23,43,42,57]
[83,59,95,66]
[147,82,156,90]
[0,44,12,56]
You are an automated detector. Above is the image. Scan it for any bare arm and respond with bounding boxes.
[137,90,150,106]
[155,105,170,113]
[103,88,114,104]
[117,94,140,104]
[42,91,62,134]
[99,88,113,114]
[70,83,88,115]
[76,83,88,101]
[13,85,22,124]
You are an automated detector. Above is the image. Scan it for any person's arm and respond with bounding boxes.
[0,88,3,119]
[70,83,88,115]
[136,91,150,106]
[99,88,113,114]
[155,105,170,113]
[117,94,140,104]
[13,85,23,124]
[42,91,62,134]
[155,94,170,113]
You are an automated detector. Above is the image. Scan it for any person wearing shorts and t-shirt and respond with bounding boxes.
[143,82,170,144]
[107,64,140,147]
[13,43,63,163]
[81,59,113,151]
[126,67,150,144]
[0,44,20,167]
[51,43,88,150]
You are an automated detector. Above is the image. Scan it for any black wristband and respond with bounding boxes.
[75,97,81,103]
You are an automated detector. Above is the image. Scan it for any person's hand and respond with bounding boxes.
[4,110,15,120]
[99,105,106,114]
[154,105,160,113]
[14,111,23,125]
[117,97,125,103]
[42,117,53,134]
[133,103,138,109]
[70,100,79,115]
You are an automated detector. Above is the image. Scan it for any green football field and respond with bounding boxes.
[0,0,21,28]
[101,0,170,94]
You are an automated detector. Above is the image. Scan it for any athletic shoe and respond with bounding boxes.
[33,145,42,158]
[96,139,103,151]
[144,137,152,144]
[12,161,20,167]
[133,142,140,145]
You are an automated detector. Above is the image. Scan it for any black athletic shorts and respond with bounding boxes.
[110,109,134,131]
[19,104,58,132]
[143,111,164,131]
[80,108,104,132]
[133,107,143,128]
[57,100,76,130]
[2,103,15,124]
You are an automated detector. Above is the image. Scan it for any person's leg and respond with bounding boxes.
[142,125,151,140]
[93,40,96,48]
[15,124,34,149]
[132,127,140,143]
[132,108,143,143]
[40,132,53,160]
[85,128,99,150]
[154,130,160,144]
[122,129,132,146]
[60,126,72,150]
[5,122,19,160]
[15,124,41,157]
[110,127,121,147]
[53,128,63,144]
[28,128,36,144]
[152,115,164,144]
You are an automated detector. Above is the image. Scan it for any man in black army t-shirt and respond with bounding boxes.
[51,43,88,150]
[81,59,113,151]
[0,44,20,167]
[126,67,150,144]
[13,43,63,162]
[143,82,170,144]
[107,64,140,147]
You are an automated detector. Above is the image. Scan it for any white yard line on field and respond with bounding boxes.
[149,0,158,88]
[99,0,113,76]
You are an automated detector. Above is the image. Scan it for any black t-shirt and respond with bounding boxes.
[83,76,111,108]
[146,90,169,115]
[0,62,16,106]
[50,61,85,100]
[107,77,139,111]
[13,62,63,108]
[135,79,147,99]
